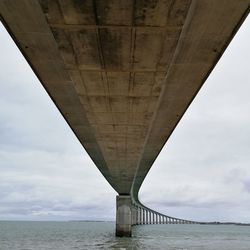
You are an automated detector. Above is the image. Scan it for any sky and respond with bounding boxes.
[0,16,249,222]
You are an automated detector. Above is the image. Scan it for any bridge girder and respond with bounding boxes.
[1,0,249,236]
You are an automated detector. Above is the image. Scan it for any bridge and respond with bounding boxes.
[0,0,249,236]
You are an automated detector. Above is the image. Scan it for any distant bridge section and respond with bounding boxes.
[1,0,249,237]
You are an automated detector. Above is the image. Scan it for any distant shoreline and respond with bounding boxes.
[199,222,250,226]
[0,220,249,226]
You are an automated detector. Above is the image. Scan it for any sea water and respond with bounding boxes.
[0,221,250,249]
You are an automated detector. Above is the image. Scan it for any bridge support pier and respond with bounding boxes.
[116,195,132,237]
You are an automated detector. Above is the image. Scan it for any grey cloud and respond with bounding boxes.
[242,180,250,193]
[140,16,250,222]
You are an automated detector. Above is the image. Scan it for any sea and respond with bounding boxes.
[0,221,250,250]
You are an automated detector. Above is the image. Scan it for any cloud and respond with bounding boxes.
[0,22,116,221]
[140,16,250,222]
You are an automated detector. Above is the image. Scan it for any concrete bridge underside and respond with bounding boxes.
[1,0,249,236]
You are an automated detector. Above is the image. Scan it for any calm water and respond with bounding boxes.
[0,221,250,250]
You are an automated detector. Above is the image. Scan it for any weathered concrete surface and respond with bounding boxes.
[116,195,132,237]
[0,0,249,200]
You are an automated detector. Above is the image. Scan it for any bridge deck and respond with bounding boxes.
[1,0,249,235]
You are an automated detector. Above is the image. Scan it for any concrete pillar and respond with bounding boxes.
[139,207,141,224]
[139,207,141,225]
[137,207,140,225]
[141,209,143,224]
[135,207,138,225]
[140,207,142,224]
[116,195,132,237]
[131,206,133,225]
[131,206,134,225]
[131,206,135,225]
[141,208,143,224]
[134,207,137,225]
[137,207,139,225]
[138,207,140,224]
[143,209,145,224]
[142,208,145,224]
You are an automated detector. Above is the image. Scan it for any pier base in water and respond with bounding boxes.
[116,195,132,237]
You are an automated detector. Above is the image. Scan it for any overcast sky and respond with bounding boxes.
[0,16,249,222]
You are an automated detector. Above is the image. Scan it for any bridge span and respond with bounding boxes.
[1,0,249,236]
